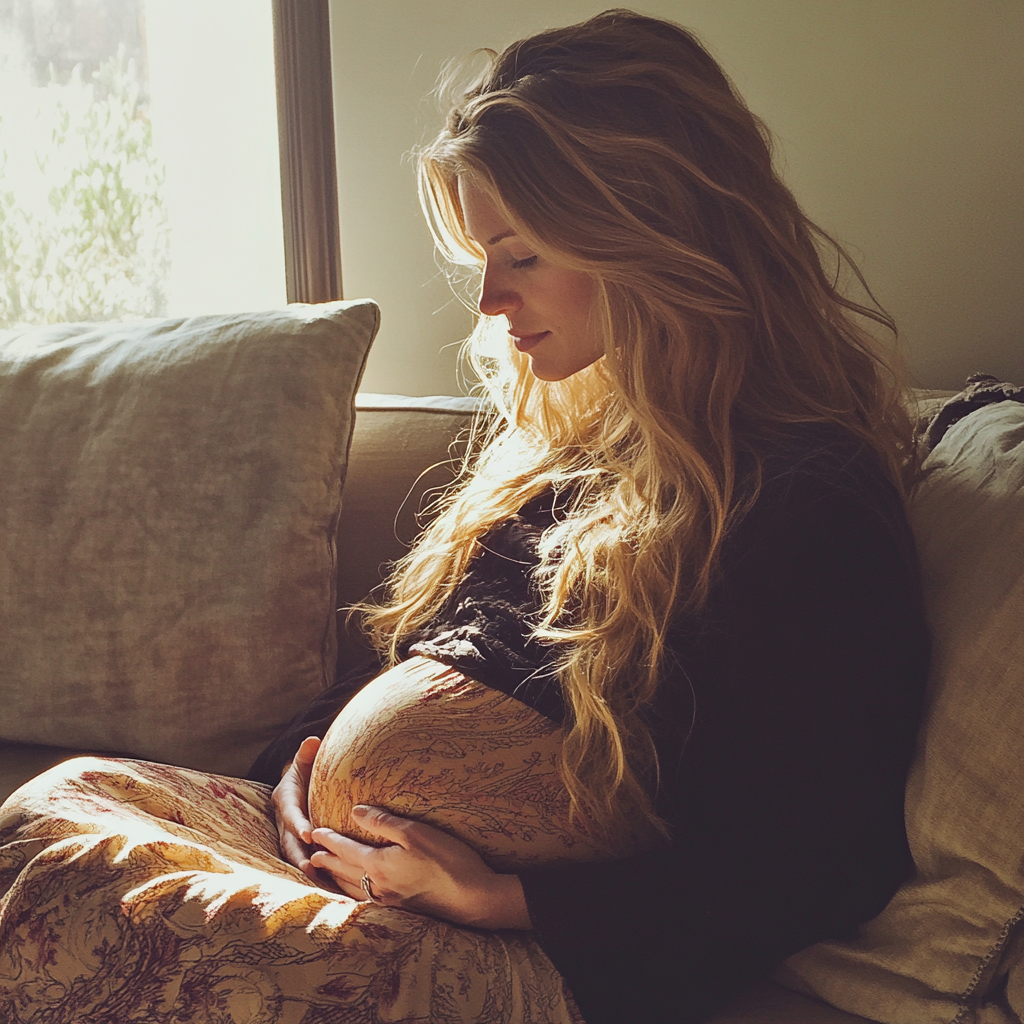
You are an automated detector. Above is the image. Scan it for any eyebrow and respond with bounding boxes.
[487,229,516,245]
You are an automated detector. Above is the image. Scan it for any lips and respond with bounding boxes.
[509,330,549,353]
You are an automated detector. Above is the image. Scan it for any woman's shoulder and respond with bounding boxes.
[740,423,906,535]
[727,423,919,584]
[756,423,895,502]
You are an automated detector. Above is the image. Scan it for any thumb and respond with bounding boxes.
[293,736,321,782]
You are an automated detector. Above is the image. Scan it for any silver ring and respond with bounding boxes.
[360,873,382,904]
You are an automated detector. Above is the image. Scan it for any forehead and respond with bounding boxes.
[457,177,515,245]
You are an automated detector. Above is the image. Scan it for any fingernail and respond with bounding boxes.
[351,805,369,818]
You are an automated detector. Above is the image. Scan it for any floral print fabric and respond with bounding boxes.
[0,757,584,1024]
[308,658,650,869]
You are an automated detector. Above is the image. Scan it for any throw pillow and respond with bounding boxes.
[778,400,1024,1024]
[0,301,378,776]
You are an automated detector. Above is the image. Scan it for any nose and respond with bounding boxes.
[477,262,522,318]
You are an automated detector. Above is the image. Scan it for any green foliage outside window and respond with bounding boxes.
[0,46,170,328]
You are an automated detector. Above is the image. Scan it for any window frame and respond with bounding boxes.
[272,0,343,304]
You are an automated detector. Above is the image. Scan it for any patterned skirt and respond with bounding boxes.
[0,658,632,1024]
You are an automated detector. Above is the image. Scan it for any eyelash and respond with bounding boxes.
[510,255,538,270]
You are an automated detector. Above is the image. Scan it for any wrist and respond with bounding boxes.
[461,873,532,930]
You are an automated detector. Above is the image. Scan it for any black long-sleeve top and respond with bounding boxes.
[249,430,930,1024]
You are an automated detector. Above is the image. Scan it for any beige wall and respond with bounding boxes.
[330,0,1023,395]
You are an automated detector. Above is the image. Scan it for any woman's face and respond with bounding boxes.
[458,177,603,382]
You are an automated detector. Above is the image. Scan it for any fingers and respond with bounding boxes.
[277,772,313,845]
[350,804,416,847]
[309,827,384,900]
[281,796,312,846]
[294,735,321,772]
[279,827,316,881]
[291,736,321,812]
[270,737,322,868]
[309,813,465,907]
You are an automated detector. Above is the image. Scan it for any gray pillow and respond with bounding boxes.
[0,301,378,776]
[779,400,1024,1023]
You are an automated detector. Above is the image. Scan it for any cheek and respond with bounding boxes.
[552,270,598,332]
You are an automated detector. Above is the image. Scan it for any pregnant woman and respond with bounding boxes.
[0,11,928,1024]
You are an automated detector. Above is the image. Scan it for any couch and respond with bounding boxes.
[1,302,1022,1024]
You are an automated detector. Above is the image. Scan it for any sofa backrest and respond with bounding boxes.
[334,394,480,672]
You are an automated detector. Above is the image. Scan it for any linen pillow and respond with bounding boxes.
[0,301,378,776]
[778,400,1024,1024]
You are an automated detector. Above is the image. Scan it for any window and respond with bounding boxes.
[0,0,335,328]
[1,0,170,325]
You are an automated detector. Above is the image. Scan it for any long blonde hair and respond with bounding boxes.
[362,9,915,838]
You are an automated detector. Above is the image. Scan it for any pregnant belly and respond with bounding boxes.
[307,656,648,871]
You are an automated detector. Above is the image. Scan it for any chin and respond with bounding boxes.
[528,354,602,383]
[528,366,567,383]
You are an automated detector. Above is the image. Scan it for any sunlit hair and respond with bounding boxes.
[361,8,916,839]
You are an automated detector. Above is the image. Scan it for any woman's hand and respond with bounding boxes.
[271,735,322,883]
[310,807,533,930]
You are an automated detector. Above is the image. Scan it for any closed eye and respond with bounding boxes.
[510,255,538,270]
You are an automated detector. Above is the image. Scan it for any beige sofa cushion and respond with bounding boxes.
[0,301,378,777]
[334,393,480,668]
[779,400,1024,1024]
